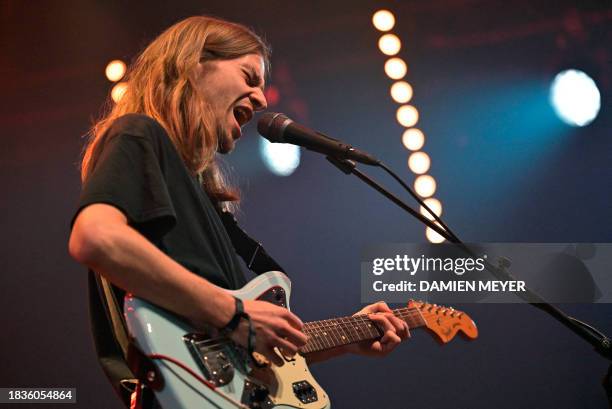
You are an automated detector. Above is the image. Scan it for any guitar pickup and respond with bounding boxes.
[292,380,318,404]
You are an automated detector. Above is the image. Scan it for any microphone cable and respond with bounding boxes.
[376,161,461,244]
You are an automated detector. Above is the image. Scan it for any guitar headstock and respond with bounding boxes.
[408,300,478,343]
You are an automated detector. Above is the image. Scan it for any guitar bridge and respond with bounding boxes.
[183,333,239,386]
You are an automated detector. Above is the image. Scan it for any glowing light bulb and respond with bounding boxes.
[408,151,430,174]
[105,60,126,82]
[420,198,442,221]
[396,105,419,127]
[111,82,128,103]
[259,138,301,176]
[390,81,413,103]
[550,69,601,127]
[372,10,395,31]
[378,34,401,56]
[401,128,425,151]
[414,174,436,198]
[426,224,446,243]
[384,58,407,80]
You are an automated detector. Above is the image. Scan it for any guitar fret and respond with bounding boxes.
[324,318,342,348]
[310,321,329,350]
[355,315,380,338]
[301,307,429,354]
[319,319,335,349]
[317,319,335,349]
[330,318,350,346]
[320,319,337,348]
[304,322,322,353]
[338,316,358,344]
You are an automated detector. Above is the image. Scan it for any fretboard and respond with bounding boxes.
[300,307,426,354]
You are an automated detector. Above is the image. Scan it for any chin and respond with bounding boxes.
[216,125,236,154]
[218,145,233,154]
[219,136,237,154]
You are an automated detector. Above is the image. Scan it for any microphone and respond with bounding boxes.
[257,113,380,165]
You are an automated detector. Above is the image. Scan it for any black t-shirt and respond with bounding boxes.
[74,113,247,291]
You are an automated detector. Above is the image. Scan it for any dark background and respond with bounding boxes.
[1,1,611,408]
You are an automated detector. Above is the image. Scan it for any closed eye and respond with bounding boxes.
[243,69,257,86]
[242,68,264,91]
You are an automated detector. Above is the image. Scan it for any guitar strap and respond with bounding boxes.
[88,271,141,407]
[89,210,285,408]
[218,210,287,276]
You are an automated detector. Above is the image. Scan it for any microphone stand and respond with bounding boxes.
[326,156,612,406]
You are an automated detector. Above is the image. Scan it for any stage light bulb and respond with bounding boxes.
[426,224,446,243]
[384,58,407,80]
[420,198,442,221]
[390,81,413,103]
[105,60,126,82]
[550,69,600,127]
[414,174,436,198]
[408,151,430,174]
[402,128,425,151]
[111,82,128,103]
[378,34,401,56]
[372,10,395,31]
[396,105,419,127]
[259,137,300,176]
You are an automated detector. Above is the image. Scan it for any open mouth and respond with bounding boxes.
[233,106,253,127]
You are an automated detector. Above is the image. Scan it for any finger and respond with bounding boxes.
[281,309,304,330]
[274,336,299,357]
[387,315,410,339]
[369,313,394,334]
[380,330,401,345]
[380,331,401,354]
[278,323,309,347]
[381,340,398,354]
[369,340,383,354]
[361,301,392,315]
[376,301,393,313]
[403,322,411,339]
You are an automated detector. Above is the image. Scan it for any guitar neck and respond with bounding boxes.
[300,307,426,354]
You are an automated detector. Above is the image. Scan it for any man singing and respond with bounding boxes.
[69,15,408,406]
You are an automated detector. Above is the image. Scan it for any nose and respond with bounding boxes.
[251,88,267,111]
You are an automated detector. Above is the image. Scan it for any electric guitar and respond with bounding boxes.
[124,271,478,408]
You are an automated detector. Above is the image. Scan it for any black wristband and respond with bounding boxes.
[221,297,257,358]
[222,297,246,333]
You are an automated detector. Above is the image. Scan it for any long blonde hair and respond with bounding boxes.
[82,16,270,203]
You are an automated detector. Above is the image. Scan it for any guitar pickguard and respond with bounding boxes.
[257,285,287,308]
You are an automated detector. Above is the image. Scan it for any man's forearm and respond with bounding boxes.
[70,207,235,329]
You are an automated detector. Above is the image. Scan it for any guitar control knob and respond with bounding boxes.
[250,385,269,402]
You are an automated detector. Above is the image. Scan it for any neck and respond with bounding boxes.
[300,307,426,354]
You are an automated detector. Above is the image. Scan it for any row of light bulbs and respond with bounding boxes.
[105,60,128,102]
[372,10,445,243]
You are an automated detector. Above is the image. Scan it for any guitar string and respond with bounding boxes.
[301,306,464,352]
[196,306,463,353]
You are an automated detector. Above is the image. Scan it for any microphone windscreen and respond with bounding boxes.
[257,112,290,142]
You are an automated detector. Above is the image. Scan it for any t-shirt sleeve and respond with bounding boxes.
[75,132,176,239]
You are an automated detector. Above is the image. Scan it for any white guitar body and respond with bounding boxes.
[124,271,330,409]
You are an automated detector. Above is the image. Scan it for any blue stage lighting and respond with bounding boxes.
[259,137,300,176]
[550,69,601,127]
